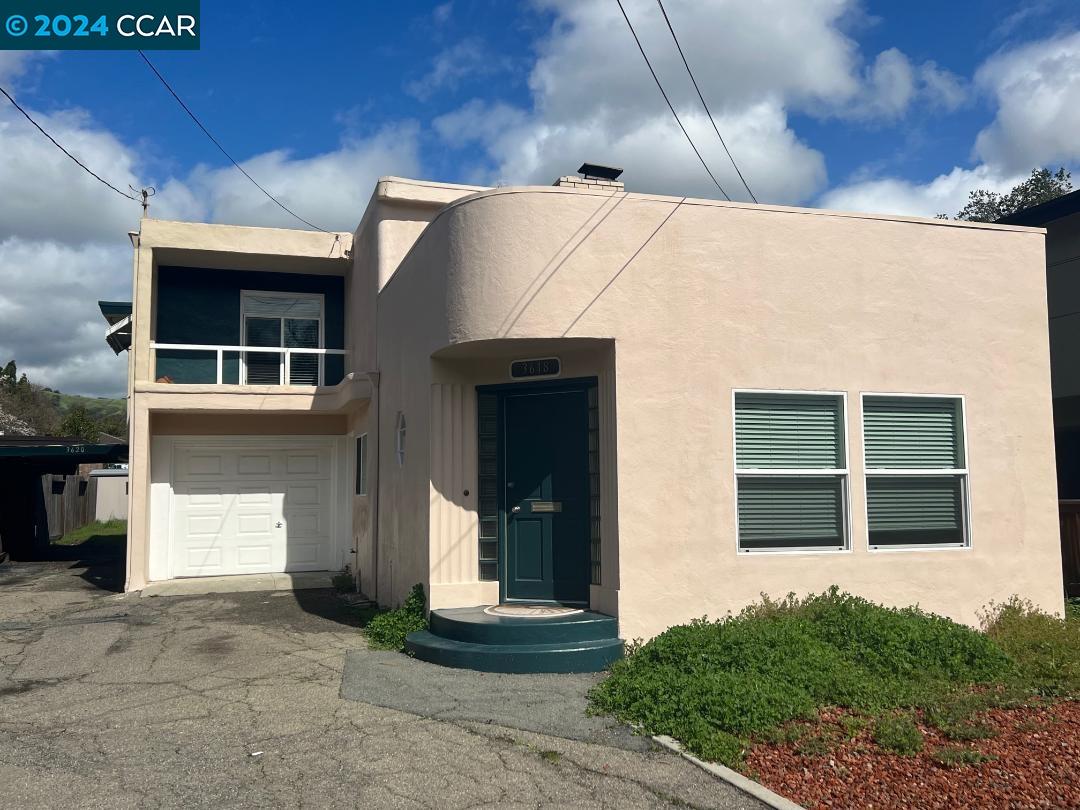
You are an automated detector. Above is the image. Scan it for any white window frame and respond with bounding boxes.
[395,412,406,467]
[356,433,368,496]
[732,389,852,555]
[240,290,325,386]
[860,392,971,553]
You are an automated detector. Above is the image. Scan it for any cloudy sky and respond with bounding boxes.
[1,0,1079,397]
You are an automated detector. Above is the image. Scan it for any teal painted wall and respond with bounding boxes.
[155,267,346,385]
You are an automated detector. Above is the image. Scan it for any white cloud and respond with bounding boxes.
[0,106,144,244]
[818,164,1022,218]
[819,30,1080,219]
[432,0,962,204]
[432,0,855,202]
[920,61,967,111]
[529,0,863,122]
[836,49,966,120]
[974,31,1080,172]
[853,48,916,119]
[0,51,53,86]
[432,2,453,25]
[0,238,130,397]
[158,122,422,231]
[406,38,496,101]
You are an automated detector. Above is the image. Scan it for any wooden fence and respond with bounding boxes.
[1058,501,1080,597]
[41,473,99,540]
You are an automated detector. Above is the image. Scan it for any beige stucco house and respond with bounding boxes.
[110,168,1064,669]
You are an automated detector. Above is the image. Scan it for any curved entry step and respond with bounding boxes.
[405,606,623,673]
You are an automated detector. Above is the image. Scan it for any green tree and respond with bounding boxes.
[944,167,1072,223]
[0,360,16,390]
[60,405,100,443]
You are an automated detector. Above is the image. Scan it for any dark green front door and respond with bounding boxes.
[504,387,590,604]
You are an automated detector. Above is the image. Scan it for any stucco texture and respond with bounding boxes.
[377,186,1061,640]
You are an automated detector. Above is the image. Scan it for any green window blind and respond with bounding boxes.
[866,476,963,547]
[735,394,843,469]
[738,477,845,550]
[863,397,963,469]
[863,396,967,548]
[735,393,847,551]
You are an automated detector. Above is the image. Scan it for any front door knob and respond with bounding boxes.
[511,506,521,513]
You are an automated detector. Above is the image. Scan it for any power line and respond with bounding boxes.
[137,51,329,232]
[0,84,140,203]
[655,0,757,203]
[614,0,730,201]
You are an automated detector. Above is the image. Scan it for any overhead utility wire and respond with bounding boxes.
[137,50,329,232]
[614,0,731,201]
[655,0,757,203]
[0,85,140,202]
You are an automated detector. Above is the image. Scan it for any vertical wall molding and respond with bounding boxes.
[429,383,479,585]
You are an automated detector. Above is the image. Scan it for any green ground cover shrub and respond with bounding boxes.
[363,583,427,651]
[931,746,995,768]
[872,714,924,755]
[588,587,1016,768]
[982,597,1080,697]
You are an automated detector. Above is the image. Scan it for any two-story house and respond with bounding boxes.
[106,168,1065,672]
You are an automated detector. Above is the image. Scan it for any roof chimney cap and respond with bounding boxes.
[578,163,623,181]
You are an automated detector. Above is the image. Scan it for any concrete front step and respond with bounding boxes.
[429,606,619,646]
[404,630,624,674]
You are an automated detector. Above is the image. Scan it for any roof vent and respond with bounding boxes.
[553,162,624,192]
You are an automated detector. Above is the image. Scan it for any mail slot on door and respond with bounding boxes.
[530,501,562,513]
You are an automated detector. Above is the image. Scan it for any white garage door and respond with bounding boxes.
[170,442,334,578]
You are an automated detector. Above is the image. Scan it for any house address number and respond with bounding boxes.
[510,357,560,379]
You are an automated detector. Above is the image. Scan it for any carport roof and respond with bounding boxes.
[0,436,127,466]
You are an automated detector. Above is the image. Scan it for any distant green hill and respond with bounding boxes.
[42,390,126,424]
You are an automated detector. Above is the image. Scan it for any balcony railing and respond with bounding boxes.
[150,342,347,386]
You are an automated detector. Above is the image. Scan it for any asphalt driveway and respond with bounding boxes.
[0,538,760,809]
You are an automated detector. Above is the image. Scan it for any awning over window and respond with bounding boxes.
[99,301,133,354]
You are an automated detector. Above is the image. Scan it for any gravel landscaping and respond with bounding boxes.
[588,589,1080,808]
[746,701,1080,809]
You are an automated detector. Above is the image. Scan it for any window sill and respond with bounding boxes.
[868,544,970,553]
[738,546,851,555]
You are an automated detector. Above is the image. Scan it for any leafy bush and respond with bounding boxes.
[872,714,924,755]
[589,587,1012,767]
[981,597,1080,697]
[364,583,427,651]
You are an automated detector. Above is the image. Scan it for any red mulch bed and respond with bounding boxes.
[744,701,1080,809]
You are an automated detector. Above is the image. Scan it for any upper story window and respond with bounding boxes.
[863,395,968,550]
[241,291,324,386]
[734,391,849,553]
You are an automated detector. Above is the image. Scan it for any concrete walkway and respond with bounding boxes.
[341,649,647,750]
[0,542,761,809]
[140,570,336,597]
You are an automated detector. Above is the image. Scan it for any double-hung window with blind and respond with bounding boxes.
[862,395,968,549]
[241,290,324,386]
[734,392,849,552]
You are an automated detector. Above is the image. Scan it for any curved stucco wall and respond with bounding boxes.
[378,187,1061,639]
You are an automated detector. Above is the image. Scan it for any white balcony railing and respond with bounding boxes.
[150,342,347,386]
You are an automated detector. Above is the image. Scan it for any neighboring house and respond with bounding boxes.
[105,168,1064,662]
[999,190,1080,596]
